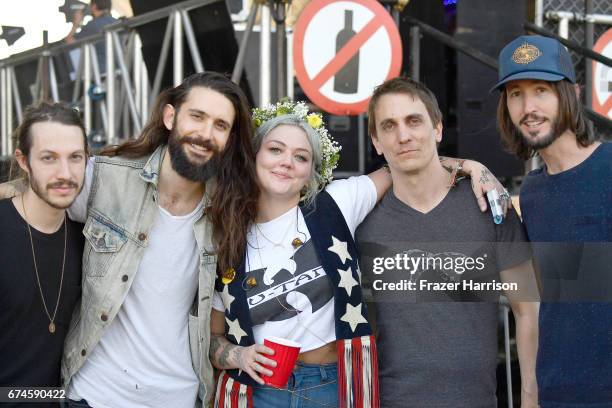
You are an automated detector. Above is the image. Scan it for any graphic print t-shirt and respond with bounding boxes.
[356,179,532,408]
[213,176,377,352]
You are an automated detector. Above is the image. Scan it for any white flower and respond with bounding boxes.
[293,102,309,118]
[251,100,341,187]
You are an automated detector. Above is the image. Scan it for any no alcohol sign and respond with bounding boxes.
[592,28,612,119]
[293,0,402,115]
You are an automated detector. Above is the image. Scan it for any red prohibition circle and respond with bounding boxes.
[592,28,612,118]
[293,0,403,116]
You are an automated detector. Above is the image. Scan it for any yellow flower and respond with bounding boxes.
[307,114,323,129]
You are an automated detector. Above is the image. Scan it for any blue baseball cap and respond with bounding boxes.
[491,35,576,92]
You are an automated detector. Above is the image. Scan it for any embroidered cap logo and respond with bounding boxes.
[512,43,542,64]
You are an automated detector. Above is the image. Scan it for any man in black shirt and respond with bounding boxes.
[0,102,87,407]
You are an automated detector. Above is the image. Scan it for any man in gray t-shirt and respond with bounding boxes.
[356,77,539,408]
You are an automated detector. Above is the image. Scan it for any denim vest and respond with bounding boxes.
[61,145,217,406]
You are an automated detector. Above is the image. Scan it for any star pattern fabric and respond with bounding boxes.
[338,267,358,297]
[328,236,352,264]
[226,316,247,343]
[340,302,368,332]
[221,283,235,313]
[215,191,377,394]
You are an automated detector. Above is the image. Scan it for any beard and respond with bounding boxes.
[517,112,563,150]
[28,171,83,210]
[167,126,222,182]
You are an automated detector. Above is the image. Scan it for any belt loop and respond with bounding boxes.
[319,365,328,381]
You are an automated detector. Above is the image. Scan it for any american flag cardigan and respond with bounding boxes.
[214,190,379,408]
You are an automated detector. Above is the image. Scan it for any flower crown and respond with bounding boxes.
[252,100,341,185]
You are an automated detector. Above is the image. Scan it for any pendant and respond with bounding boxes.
[49,322,56,334]
[222,268,236,284]
[246,277,257,289]
[292,238,303,249]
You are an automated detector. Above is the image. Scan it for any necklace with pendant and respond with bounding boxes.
[22,195,67,334]
[255,206,304,250]
[255,216,293,249]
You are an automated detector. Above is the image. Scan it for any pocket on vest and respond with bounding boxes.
[83,216,128,277]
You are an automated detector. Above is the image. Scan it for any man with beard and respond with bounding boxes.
[0,102,87,407]
[55,72,257,408]
[494,35,612,407]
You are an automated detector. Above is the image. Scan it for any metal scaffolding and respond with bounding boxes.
[0,0,290,158]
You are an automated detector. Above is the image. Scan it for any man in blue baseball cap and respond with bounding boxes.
[494,35,612,407]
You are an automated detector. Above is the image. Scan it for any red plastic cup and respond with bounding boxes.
[262,336,301,388]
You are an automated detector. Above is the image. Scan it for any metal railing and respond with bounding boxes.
[524,21,612,132]
[543,0,612,108]
[400,16,612,135]
[500,296,515,408]
[0,0,293,158]
[0,0,214,154]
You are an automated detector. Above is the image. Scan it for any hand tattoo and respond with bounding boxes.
[233,347,243,367]
[479,168,493,185]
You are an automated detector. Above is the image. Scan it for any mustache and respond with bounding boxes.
[519,113,547,126]
[47,180,79,189]
[182,137,219,153]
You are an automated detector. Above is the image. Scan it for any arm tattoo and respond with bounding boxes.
[210,334,237,369]
[210,335,223,358]
[219,344,233,367]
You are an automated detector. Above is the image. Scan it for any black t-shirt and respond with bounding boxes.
[0,198,83,407]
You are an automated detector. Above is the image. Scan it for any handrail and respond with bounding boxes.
[403,16,498,70]
[524,21,612,68]
[404,16,612,132]
[0,0,222,68]
[523,21,612,133]
[0,0,233,154]
[585,108,612,132]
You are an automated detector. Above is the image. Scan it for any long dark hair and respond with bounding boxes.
[101,72,259,276]
[208,85,259,278]
[497,79,593,160]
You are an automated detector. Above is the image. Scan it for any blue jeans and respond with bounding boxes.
[63,399,93,408]
[252,362,338,408]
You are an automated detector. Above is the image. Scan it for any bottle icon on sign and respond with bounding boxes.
[334,10,359,94]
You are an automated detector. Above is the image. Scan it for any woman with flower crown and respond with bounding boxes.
[208,101,504,408]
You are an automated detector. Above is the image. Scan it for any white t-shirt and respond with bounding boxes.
[68,159,200,408]
[212,176,377,352]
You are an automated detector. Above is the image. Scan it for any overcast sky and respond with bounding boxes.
[0,0,127,60]
[0,0,77,59]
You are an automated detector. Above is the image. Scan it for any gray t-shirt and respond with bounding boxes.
[356,179,531,408]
